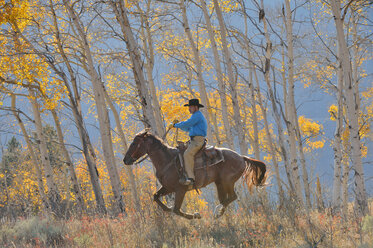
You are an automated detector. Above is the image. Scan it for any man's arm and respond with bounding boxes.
[174,114,198,130]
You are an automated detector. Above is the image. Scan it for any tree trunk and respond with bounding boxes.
[253,67,285,205]
[16,2,107,213]
[200,0,233,149]
[329,0,368,216]
[135,0,165,136]
[110,0,157,130]
[51,109,85,213]
[64,0,126,214]
[103,85,141,213]
[29,89,61,214]
[179,0,214,144]
[341,157,350,218]
[257,2,294,197]
[212,0,246,154]
[332,46,344,211]
[242,3,259,160]
[10,94,49,212]
[283,0,304,205]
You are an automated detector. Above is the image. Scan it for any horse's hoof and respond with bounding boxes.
[193,212,201,219]
[214,204,225,219]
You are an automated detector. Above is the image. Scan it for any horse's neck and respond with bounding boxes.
[147,143,177,173]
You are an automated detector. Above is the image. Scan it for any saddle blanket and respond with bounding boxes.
[177,143,224,170]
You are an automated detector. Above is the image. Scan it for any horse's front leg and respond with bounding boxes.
[153,186,172,212]
[173,189,201,219]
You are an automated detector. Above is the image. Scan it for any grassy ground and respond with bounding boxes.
[1,198,372,248]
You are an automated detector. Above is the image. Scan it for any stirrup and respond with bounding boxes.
[179,177,195,186]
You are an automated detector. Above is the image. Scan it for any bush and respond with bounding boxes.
[0,216,66,247]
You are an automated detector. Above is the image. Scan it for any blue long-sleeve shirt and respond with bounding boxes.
[174,110,207,137]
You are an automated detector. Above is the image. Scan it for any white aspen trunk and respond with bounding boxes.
[135,0,164,136]
[69,91,107,214]
[332,46,344,210]
[242,4,260,159]
[259,1,294,196]
[29,89,61,213]
[0,142,10,214]
[200,0,233,149]
[341,158,350,217]
[110,0,157,130]
[10,94,49,212]
[212,0,247,154]
[59,55,107,214]
[51,109,85,213]
[103,85,141,213]
[248,67,260,159]
[351,12,361,110]
[64,0,126,214]
[179,0,214,144]
[284,0,304,204]
[46,0,108,213]
[278,36,297,196]
[330,0,368,216]
[253,67,285,204]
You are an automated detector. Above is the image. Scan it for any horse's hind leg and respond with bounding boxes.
[154,186,172,212]
[214,182,237,218]
[214,182,228,218]
[223,183,237,206]
[173,189,201,219]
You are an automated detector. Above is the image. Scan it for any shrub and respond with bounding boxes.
[0,216,66,247]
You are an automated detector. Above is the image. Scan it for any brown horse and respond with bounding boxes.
[123,130,267,219]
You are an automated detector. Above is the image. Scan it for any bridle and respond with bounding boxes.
[129,136,147,163]
[126,126,173,165]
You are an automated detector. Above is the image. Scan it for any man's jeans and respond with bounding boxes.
[184,136,205,180]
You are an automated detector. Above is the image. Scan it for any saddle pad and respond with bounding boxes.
[194,146,224,170]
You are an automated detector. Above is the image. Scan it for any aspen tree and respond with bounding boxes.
[199,0,233,149]
[51,109,85,214]
[283,0,305,205]
[135,0,165,136]
[179,0,214,144]
[329,0,368,216]
[109,0,158,132]
[29,89,61,214]
[63,0,126,214]
[212,0,247,154]
[9,93,49,212]
[332,46,344,211]
[102,85,141,213]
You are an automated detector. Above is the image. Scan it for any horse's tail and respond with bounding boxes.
[242,156,267,193]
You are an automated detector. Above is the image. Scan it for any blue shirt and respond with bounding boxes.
[174,110,207,137]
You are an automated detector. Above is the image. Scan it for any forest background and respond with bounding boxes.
[0,0,372,247]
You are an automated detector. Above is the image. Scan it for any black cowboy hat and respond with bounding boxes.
[184,98,204,108]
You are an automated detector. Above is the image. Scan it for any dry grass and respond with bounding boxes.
[1,197,372,248]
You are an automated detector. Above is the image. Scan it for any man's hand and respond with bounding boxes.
[167,119,179,129]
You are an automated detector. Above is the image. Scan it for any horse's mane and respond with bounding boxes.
[138,131,176,154]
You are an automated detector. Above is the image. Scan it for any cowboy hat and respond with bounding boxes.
[183,98,204,108]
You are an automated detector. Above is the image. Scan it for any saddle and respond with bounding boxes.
[176,140,224,170]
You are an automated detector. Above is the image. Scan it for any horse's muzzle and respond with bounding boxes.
[123,156,135,165]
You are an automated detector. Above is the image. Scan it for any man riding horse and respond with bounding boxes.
[123,98,267,219]
[171,98,207,186]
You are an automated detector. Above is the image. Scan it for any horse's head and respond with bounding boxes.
[123,129,152,165]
